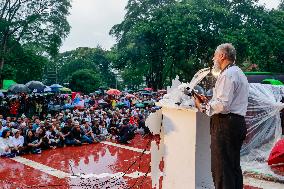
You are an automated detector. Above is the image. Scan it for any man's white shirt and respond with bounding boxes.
[206,66,249,116]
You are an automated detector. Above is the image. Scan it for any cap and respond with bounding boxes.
[12,129,19,135]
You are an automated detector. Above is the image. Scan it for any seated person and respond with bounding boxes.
[98,121,109,140]
[24,130,42,154]
[81,121,99,143]
[117,119,135,144]
[45,125,63,148]
[61,122,80,146]
[0,129,17,157]
[108,119,120,140]
[71,121,93,144]
[137,115,151,136]
[11,129,25,155]
[35,127,50,150]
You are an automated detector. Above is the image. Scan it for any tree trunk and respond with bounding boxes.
[0,56,4,89]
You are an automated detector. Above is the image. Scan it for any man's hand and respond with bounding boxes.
[194,94,208,113]
[194,97,203,112]
[197,94,209,104]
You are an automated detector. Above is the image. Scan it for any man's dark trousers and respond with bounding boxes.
[210,113,247,189]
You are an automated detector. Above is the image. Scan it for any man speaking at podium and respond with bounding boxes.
[195,43,249,189]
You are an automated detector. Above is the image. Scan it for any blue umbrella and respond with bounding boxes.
[50,84,63,92]
[50,84,63,88]
[44,86,52,92]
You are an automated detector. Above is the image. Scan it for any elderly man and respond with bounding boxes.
[195,43,249,189]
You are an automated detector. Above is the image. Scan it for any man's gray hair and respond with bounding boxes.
[216,43,236,62]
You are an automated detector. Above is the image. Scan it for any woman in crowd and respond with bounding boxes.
[24,130,42,154]
[0,129,17,157]
[11,129,25,155]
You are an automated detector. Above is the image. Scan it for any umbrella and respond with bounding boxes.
[8,84,30,93]
[268,139,284,165]
[59,87,72,94]
[44,86,52,92]
[144,88,153,91]
[3,80,17,90]
[50,84,63,92]
[262,79,284,86]
[141,93,152,96]
[135,103,145,108]
[25,81,45,91]
[107,89,121,96]
[125,94,135,98]
[98,101,109,108]
[50,84,63,88]
[116,102,125,108]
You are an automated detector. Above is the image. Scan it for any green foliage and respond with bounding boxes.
[2,42,48,84]
[14,49,48,83]
[57,47,116,88]
[70,69,101,94]
[0,0,71,84]
[121,66,144,89]
[0,0,71,54]
[110,0,284,89]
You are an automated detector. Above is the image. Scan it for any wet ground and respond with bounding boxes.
[0,135,283,189]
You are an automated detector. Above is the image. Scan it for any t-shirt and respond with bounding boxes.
[61,126,72,139]
[12,136,24,147]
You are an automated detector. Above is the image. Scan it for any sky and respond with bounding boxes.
[60,0,281,52]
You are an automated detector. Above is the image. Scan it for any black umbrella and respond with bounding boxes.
[8,84,30,93]
[25,81,45,92]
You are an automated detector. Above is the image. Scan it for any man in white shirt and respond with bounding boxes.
[195,43,248,189]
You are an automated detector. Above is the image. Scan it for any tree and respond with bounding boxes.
[0,0,71,86]
[57,47,116,88]
[69,69,101,94]
[2,40,48,83]
[110,0,284,89]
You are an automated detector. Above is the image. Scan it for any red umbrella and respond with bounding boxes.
[268,139,284,165]
[144,88,153,91]
[125,94,135,98]
[106,89,121,96]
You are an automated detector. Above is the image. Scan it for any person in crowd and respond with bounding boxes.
[45,125,63,148]
[11,129,25,154]
[98,121,109,140]
[137,115,151,136]
[0,122,4,137]
[71,121,93,144]
[60,121,76,146]
[0,129,17,157]
[32,118,40,132]
[81,120,98,143]
[117,119,135,144]
[24,130,42,154]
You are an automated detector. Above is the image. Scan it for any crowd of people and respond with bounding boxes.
[0,91,163,157]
